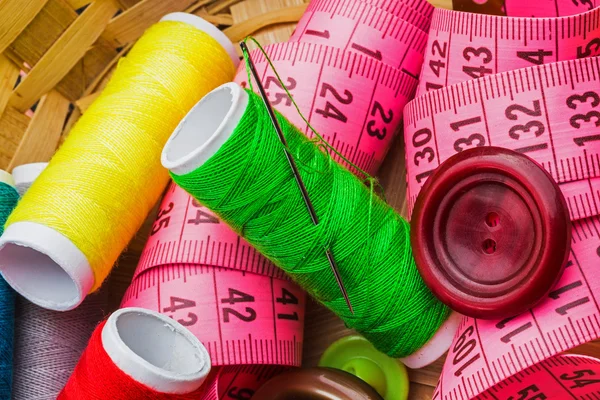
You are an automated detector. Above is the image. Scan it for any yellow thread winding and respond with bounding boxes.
[6,21,235,291]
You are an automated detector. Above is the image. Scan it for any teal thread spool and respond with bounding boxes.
[0,170,19,396]
[162,83,460,366]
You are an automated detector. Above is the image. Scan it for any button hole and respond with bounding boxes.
[483,239,497,254]
[485,212,500,228]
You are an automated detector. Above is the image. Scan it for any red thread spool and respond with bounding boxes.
[59,307,211,399]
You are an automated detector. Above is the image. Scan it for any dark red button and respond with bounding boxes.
[411,147,571,319]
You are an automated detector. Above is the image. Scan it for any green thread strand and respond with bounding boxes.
[241,37,374,183]
[171,90,450,357]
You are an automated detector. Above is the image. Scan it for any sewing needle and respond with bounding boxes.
[240,42,354,315]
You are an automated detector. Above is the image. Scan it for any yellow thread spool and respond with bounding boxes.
[0,13,238,311]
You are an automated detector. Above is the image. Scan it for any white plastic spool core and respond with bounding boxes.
[0,164,82,311]
[400,312,462,369]
[162,82,248,175]
[102,307,211,394]
[0,160,92,311]
[12,162,48,196]
[160,12,240,69]
[0,169,15,188]
[0,14,236,312]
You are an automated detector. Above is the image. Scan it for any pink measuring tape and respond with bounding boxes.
[452,0,599,17]
[135,183,282,280]
[122,263,304,367]
[137,0,434,280]
[445,353,600,399]
[406,56,600,216]
[293,0,431,36]
[234,42,417,175]
[364,0,434,19]
[503,0,599,16]
[290,0,429,77]
[122,185,305,397]
[127,0,434,394]
[404,3,600,399]
[198,366,288,400]
[417,7,600,95]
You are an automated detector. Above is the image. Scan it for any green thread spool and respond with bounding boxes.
[162,83,460,365]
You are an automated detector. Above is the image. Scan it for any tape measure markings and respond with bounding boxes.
[139,235,280,278]
[136,183,284,279]
[199,365,287,400]
[300,0,431,34]
[122,264,304,367]
[125,266,304,368]
[360,0,434,20]
[290,0,428,77]
[560,177,600,221]
[127,0,434,393]
[418,7,600,95]
[234,41,418,175]
[503,0,600,18]
[408,8,600,394]
[433,216,600,398]
[475,354,600,400]
[446,0,600,18]
[479,355,600,399]
[405,57,600,208]
[215,365,287,399]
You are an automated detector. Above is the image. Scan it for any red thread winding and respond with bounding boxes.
[59,321,212,400]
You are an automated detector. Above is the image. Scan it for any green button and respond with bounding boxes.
[319,335,409,400]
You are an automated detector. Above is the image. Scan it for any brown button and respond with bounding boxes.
[252,367,384,400]
[411,147,571,319]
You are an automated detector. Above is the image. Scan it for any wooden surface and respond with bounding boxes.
[426,0,452,9]
[2,0,600,399]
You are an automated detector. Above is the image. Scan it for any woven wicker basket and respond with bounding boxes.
[0,0,444,398]
[0,0,308,169]
[0,0,307,291]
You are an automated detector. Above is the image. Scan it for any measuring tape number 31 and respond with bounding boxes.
[404,3,600,400]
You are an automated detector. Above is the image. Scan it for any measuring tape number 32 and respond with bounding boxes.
[404,3,600,400]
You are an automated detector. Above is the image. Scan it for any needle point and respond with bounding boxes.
[241,42,353,315]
